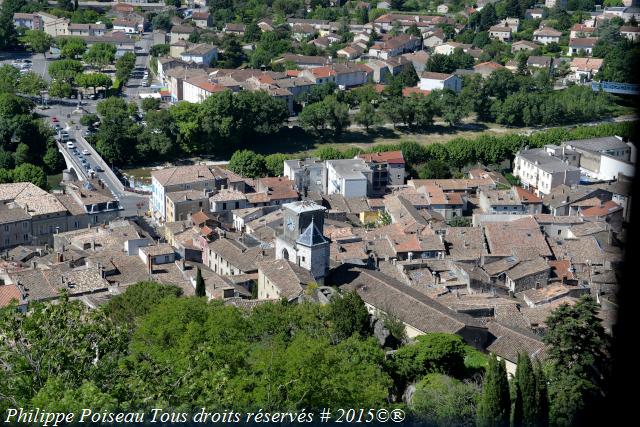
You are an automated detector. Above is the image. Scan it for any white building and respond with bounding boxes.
[150,165,216,223]
[563,136,636,181]
[325,159,371,198]
[433,42,470,56]
[568,38,598,56]
[620,25,640,42]
[513,146,582,195]
[533,27,562,45]
[284,158,327,194]
[182,76,227,104]
[274,201,330,283]
[489,25,512,42]
[139,244,176,266]
[180,44,218,65]
[418,72,462,93]
[545,0,567,8]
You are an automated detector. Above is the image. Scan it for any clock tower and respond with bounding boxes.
[276,201,330,282]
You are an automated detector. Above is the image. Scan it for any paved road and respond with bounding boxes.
[66,124,149,217]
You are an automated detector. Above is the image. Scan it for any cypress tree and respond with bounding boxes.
[512,371,523,427]
[477,354,511,427]
[534,360,549,427]
[513,353,537,427]
[195,267,206,297]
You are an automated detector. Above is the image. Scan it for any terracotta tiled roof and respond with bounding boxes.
[311,66,336,78]
[514,186,542,203]
[580,200,622,218]
[402,87,431,97]
[569,37,598,47]
[0,285,24,308]
[358,150,405,165]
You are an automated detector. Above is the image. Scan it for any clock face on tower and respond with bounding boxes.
[286,217,295,231]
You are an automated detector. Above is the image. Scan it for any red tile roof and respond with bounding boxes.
[515,186,542,204]
[0,284,24,308]
[548,260,575,281]
[580,200,622,218]
[402,87,431,97]
[474,61,504,70]
[311,67,336,78]
[358,150,405,165]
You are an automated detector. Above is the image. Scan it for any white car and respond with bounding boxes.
[82,149,90,155]
[66,141,75,149]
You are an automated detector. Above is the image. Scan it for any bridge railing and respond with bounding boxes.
[75,134,126,193]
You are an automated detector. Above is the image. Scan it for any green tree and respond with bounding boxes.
[435,89,469,126]
[544,296,610,427]
[0,0,21,51]
[473,31,491,48]
[0,295,126,414]
[299,101,330,135]
[426,53,454,73]
[195,267,206,297]
[95,97,139,164]
[476,355,511,427]
[57,36,87,59]
[149,43,170,57]
[30,378,118,415]
[327,290,370,342]
[219,35,246,68]
[83,43,116,71]
[21,30,53,58]
[43,146,64,174]
[12,163,47,188]
[13,142,30,165]
[479,3,498,31]
[323,96,350,137]
[314,146,345,160]
[354,103,381,132]
[243,22,261,42]
[17,71,47,96]
[0,148,15,169]
[141,97,161,113]
[48,59,84,84]
[412,373,480,426]
[75,72,112,96]
[0,64,20,94]
[115,51,136,82]
[79,113,99,127]
[512,353,539,427]
[48,80,72,98]
[418,159,452,179]
[393,333,468,384]
[264,153,290,176]
[103,281,183,329]
[151,13,172,32]
[447,216,471,227]
[228,149,266,178]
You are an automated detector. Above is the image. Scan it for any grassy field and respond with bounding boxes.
[254,120,509,157]
[47,173,63,191]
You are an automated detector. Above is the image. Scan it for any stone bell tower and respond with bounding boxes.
[275,201,330,282]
